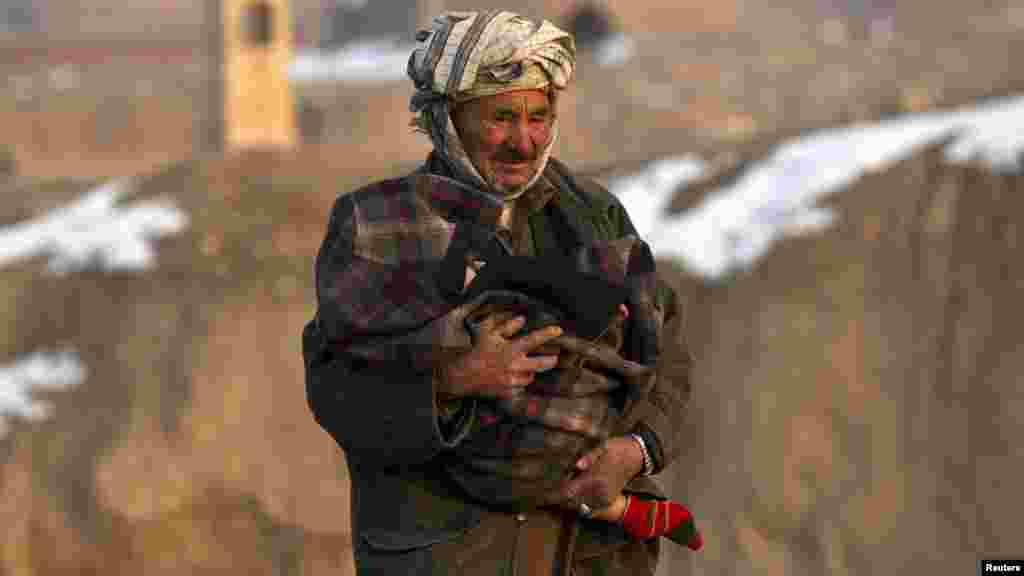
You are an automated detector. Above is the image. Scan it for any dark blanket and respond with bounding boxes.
[315,172,661,370]
[314,173,664,507]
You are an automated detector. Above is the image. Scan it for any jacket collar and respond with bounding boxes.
[421,151,558,214]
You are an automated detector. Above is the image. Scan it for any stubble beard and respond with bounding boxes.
[486,159,541,198]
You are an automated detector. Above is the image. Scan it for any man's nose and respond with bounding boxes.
[506,120,534,157]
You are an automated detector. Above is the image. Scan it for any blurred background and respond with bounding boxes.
[1,1,1022,574]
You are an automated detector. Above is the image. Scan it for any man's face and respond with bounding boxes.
[452,89,555,195]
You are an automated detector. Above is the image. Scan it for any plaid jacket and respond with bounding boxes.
[304,156,692,575]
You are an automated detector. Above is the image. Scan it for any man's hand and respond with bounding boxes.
[547,436,644,512]
[439,315,561,400]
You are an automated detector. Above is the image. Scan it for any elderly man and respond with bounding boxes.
[303,10,694,575]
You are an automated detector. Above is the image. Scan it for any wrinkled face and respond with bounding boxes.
[452,89,555,195]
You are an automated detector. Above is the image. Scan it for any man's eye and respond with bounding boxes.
[529,116,548,124]
[494,114,514,122]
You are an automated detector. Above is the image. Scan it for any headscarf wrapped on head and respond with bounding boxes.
[407,11,576,199]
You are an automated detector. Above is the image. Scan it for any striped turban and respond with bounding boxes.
[407,11,577,199]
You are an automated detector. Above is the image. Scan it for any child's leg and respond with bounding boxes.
[618,494,703,550]
[586,493,702,551]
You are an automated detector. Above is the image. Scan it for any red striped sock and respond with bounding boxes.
[621,495,703,551]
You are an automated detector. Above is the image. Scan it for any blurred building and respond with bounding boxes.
[18,0,199,41]
[224,0,297,149]
[1,0,747,180]
[319,0,416,48]
[0,0,37,35]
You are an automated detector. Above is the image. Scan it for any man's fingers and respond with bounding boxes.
[562,474,614,510]
[510,372,534,388]
[496,384,530,401]
[509,354,559,374]
[514,325,563,353]
[542,480,587,510]
[542,488,572,508]
[474,312,520,338]
[575,443,608,471]
[497,315,527,337]
[562,473,590,501]
[494,372,534,398]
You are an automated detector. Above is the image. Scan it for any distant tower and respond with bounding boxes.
[222,0,297,150]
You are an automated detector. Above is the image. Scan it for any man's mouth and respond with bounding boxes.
[496,161,530,171]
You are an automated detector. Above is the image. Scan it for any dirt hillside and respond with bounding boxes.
[654,144,1024,575]
[1,149,365,575]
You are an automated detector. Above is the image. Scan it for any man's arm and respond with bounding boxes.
[580,176,693,473]
[303,194,475,470]
[303,323,475,470]
[550,176,692,512]
[623,279,691,473]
